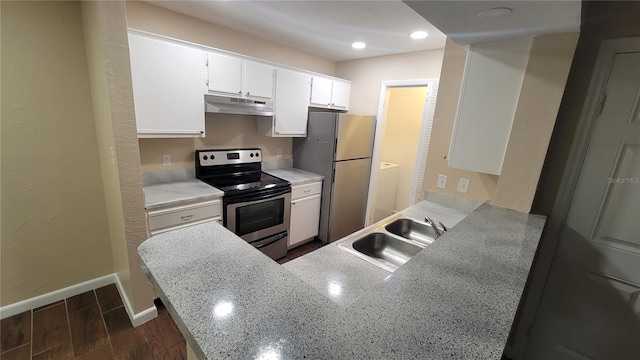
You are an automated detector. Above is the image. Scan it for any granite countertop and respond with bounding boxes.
[143,179,223,210]
[138,200,545,359]
[282,200,474,308]
[265,168,323,186]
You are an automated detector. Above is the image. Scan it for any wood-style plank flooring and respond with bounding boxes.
[0,285,185,360]
[1,242,323,360]
[276,239,324,264]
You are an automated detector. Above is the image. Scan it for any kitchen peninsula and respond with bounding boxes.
[138,198,545,359]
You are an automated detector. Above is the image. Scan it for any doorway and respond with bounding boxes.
[365,79,439,225]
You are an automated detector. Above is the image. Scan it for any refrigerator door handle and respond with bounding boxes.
[332,168,336,183]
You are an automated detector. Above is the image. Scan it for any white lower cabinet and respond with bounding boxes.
[289,182,322,249]
[147,199,222,236]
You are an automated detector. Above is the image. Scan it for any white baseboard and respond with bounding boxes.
[113,275,157,327]
[0,273,157,327]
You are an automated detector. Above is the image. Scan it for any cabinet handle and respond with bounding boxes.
[304,190,311,194]
[180,214,194,221]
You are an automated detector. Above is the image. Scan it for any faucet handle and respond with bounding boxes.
[438,221,448,232]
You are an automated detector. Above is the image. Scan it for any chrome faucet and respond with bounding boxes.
[425,216,447,238]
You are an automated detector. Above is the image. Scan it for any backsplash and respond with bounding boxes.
[138,113,293,172]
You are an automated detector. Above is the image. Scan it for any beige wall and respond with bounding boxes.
[423,33,579,209]
[81,0,154,314]
[422,39,500,203]
[336,49,444,115]
[379,87,428,211]
[125,1,335,75]
[139,114,292,171]
[494,32,579,212]
[1,1,114,305]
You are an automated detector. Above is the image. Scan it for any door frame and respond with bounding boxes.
[364,78,439,226]
[507,36,640,359]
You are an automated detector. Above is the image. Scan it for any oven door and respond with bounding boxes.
[225,187,291,243]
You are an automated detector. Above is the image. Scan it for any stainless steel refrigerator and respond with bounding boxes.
[293,112,376,243]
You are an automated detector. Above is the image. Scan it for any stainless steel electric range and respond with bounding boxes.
[195,148,290,260]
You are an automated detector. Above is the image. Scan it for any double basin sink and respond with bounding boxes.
[336,215,442,272]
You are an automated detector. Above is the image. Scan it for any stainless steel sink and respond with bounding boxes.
[351,233,423,268]
[335,214,447,272]
[385,218,437,246]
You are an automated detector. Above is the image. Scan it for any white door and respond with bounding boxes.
[243,61,274,100]
[310,76,332,107]
[331,80,351,109]
[274,69,311,136]
[525,48,640,359]
[289,194,321,248]
[207,53,242,95]
[128,34,206,137]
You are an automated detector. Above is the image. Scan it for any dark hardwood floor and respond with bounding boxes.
[1,241,324,360]
[276,239,324,264]
[0,285,185,360]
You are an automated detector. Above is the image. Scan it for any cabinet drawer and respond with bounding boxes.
[291,182,322,200]
[148,200,221,233]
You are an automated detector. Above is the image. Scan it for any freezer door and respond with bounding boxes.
[335,114,375,161]
[328,158,372,242]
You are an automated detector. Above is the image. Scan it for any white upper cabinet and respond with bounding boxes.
[207,53,274,100]
[448,37,533,175]
[258,68,311,137]
[128,33,206,138]
[206,53,242,96]
[310,76,351,110]
[244,62,275,99]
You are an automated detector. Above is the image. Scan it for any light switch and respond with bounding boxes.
[162,154,171,166]
[437,174,447,189]
[457,178,470,193]
[277,148,283,158]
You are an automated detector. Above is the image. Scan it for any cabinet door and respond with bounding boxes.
[310,76,333,107]
[289,194,321,248]
[331,80,351,109]
[129,34,206,137]
[244,61,274,99]
[274,69,311,136]
[207,53,243,96]
[448,37,532,175]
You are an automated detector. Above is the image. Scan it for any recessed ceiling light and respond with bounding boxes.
[410,31,428,40]
[478,7,513,18]
[352,41,366,49]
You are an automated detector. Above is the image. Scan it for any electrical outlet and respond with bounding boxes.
[437,174,447,189]
[162,154,171,166]
[457,178,470,193]
[277,148,283,158]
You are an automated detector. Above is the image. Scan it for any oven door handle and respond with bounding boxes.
[251,232,287,249]
[226,187,291,204]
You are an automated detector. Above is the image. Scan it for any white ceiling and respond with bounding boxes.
[145,0,448,62]
[146,1,582,62]
[404,1,581,45]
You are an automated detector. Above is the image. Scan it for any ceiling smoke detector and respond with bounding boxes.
[478,7,513,18]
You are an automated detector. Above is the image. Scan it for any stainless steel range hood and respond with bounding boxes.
[204,94,275,116]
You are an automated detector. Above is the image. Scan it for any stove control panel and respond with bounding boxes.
[197,149,261,167]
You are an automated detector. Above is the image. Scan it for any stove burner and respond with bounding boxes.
[195,149,290,196]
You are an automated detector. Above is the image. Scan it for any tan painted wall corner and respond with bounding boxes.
[81,0,155,314]
[494,32,580,213]
[1,1,114,306]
